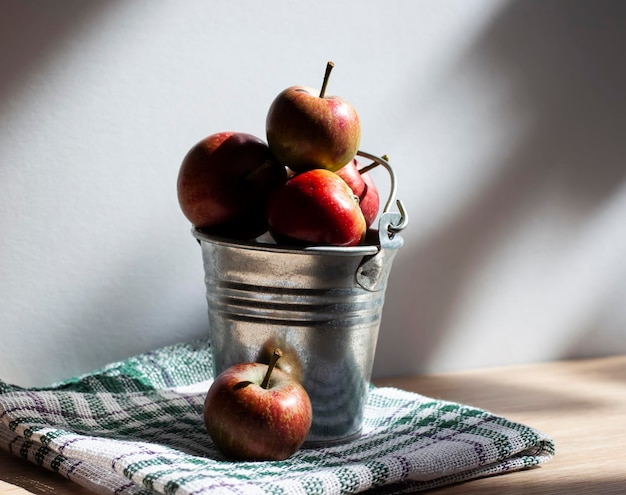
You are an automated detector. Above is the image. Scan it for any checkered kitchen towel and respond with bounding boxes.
[0,338,554,495]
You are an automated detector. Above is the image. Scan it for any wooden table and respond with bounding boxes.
[2,355,625,494]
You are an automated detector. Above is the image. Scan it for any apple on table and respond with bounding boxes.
[203,348,312,461]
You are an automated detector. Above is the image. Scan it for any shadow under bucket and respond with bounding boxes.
[194,152,407,446]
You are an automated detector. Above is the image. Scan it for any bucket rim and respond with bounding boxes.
[192,228,380,256]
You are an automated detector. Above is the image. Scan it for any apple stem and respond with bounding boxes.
[319,61,335,98]
[359,154,389,175]
[261,348,283,389]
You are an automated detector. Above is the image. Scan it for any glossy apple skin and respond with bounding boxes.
[203,362,312,461]
[336,158,380,229]
[266,85,361,173]
[177,132,287,239]
[266,169,367,247]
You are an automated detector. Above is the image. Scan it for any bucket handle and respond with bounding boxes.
[354,150,408,291]
[356,150,408,238]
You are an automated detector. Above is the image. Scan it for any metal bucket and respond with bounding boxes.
[193,152,407,446]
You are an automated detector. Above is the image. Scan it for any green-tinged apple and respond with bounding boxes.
[266,169,367,246]
[336,158,380,228]
[177,132,287,239]
[203,349,312,461]
[266,62,361,173]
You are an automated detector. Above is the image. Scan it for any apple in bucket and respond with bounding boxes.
[336,158,380,228]
[177,131,287,239]
[266,61,361,173]
[266,168,367,246]
[203,348,313,461]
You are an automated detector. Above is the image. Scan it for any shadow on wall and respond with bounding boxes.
[374,0,626,377]
[1,0,211,384]
[0,0,115,101]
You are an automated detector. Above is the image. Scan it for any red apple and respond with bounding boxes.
[266,169,367,247]
[266,62,361,173]
[177,132,287,239]
[203,349,312,461]
[336,158,380,228]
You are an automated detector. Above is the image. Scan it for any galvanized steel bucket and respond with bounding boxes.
[193,151,407,446]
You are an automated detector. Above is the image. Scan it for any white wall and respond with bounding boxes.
[2,0,625,387]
